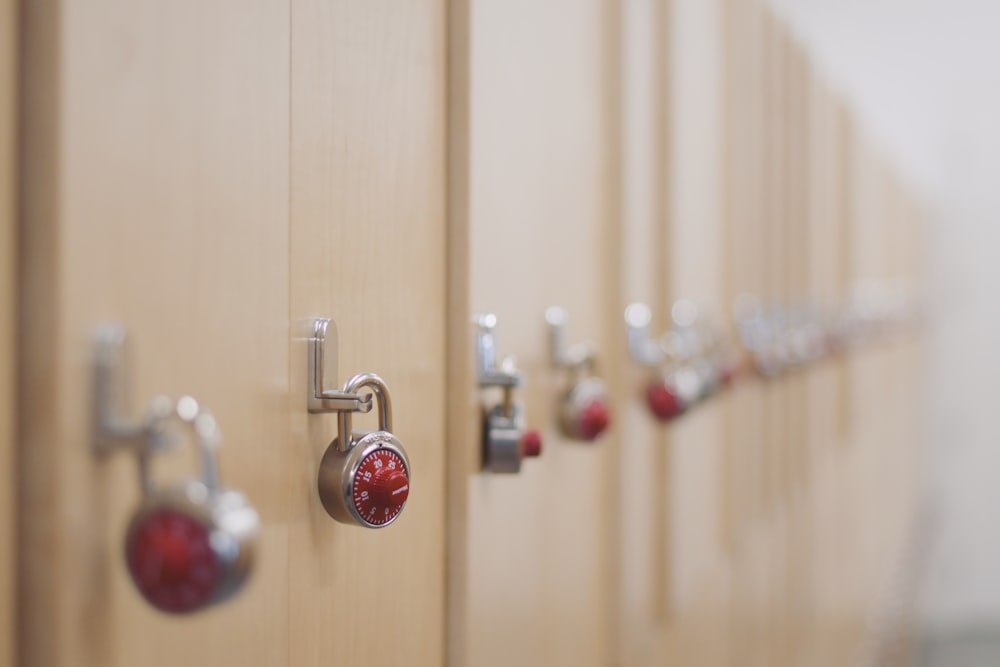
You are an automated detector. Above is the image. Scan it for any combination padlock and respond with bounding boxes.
[646,365,701,421]
[93,326,258,615]
[559,376,611,440]
[125,397,259,614]
[477,314,542,473]
[733,295,785,377]
[694,358,723,401]
[483,400,542,473]
[307,318,411,528]
[547,307,612,442]
[317,373,411,528]
[628,301,732,421]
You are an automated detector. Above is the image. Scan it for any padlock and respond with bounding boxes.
[317,373,411,528]
[483,400,542,473]
[691,359,718,402]
[646,365,701,421]
[546,307,612,442]
[559,376,611,441]
[124,396,259,615]
[476,313,543,473]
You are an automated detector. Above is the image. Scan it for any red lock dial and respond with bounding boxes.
[126,509,219,614]
[352,448,410,527]
[647,382,686,421]
[521,429,543,458]
[577,399,611,440]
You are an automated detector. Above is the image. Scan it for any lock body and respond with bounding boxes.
[693,359,722,402]
[646,380,686,421]
[313,372,411,528]
[125,480,258,614]
[318,431,411,528]
[483,402,541,473]
[94,330,258,614]
[560,376,611,441]
[647,366,703,421]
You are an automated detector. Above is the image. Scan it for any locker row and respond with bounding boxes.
[6,0,926,665]
[91,283,918,615]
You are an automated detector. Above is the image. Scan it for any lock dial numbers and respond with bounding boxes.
[352,448,410,527]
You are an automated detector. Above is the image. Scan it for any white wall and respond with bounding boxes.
[768,0,1000,633]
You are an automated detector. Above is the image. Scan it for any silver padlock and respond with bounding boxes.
[477,314,542,473]
[627,300,735,420]
[482,401,542,474]
[547,307,611,442]
[317,373,411,528]
[734,295,789,377]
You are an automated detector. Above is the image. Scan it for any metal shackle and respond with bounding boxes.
[138,395,222,498]
[336,372,393,452]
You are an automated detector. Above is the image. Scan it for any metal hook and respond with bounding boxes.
[93,325,221,496]
[307,317,374,415]
[545,307,597,373]
[474,313,524,421]
[93,324,175,457]
[624,303,670,367]
[474,314,523,389]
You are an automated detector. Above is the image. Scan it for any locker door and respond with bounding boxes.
[18,1,448,666]
[618,0,671,664]
[662,0,731,665]
[451,2,620,666]
[1,0,15,662]
[288,2,447,665]
[19,2,291,665]
[721,1,770,665]
[805,73,850,667]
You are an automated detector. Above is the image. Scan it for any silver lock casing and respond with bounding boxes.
[482,401,527,474]
[318,430,411,528]
[314,372,411,528]
[125,481,259,610]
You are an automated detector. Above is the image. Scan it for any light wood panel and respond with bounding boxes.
[664,1,732,666]
[20,1,291,665]
[12,0,927,664]
[618,0,669,663]
[461,2,618,665]
[805,70,849,667]
[21,2,449,666]
[446,1,474,665]
[722,1,769,665]
[1,0,16,663]
[288,2,447,665]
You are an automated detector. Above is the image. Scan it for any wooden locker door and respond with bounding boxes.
[288,2,447,666]
[19,2,448,666]
[452,2,619,666]
[618,0,670,664]
[1,0,15,662]
[805,77,850,667]
[721,1,770,664]
[19,1,291,665]
[662,0,731,665]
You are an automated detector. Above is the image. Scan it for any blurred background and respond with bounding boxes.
[769,1,1000,663]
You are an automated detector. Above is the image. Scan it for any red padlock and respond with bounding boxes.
[646,366,703,421]
[125,398,258,614]
[560,376,612,441]
[646,379,686,421]
[317,374,411,528]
